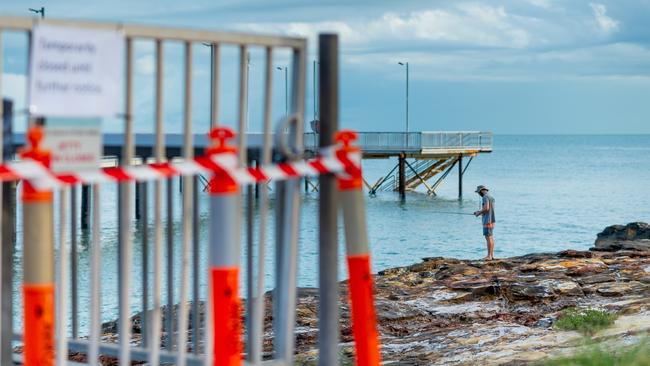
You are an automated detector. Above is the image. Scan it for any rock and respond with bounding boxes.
[534,317,554,328]
[539,279,583,296]
[433,264,480,280]
[594,222,650,251]
[100,222,650,366]
[503,282,556,301]
[558,250,593,258]
[447,279,495,297]
[577,273,616,285]
[596,281,646,297]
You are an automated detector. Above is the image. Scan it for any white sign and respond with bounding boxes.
[29,24,124,118]
[43,119,102,173]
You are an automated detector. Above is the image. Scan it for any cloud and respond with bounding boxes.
[241,4,533,50]
[526,0,552,9]
[590,3,619,34]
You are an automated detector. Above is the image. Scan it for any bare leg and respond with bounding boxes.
[484,236,491,260]
[487,235,494,259]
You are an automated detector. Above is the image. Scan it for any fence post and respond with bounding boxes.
[1,99,15,366]
[318,33,340,366]
[336,130,382,366]
[21,125,55,366]
[206,127,242,366]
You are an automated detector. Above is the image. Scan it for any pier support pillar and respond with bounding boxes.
[458,155,463,200]
[398,153,406,200]
[81,185,90,230]
[135,181,141,220]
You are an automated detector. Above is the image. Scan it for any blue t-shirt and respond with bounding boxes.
[481,194,496,226]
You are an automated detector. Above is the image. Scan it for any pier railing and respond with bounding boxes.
[305,131,493,153]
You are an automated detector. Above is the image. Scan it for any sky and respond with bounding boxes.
[1,0,650,134]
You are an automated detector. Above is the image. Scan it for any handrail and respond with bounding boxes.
[305,131,492,151]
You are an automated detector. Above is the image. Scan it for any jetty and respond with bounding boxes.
[13,130,492,199]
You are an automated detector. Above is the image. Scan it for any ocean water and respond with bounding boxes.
[9,134,650,334]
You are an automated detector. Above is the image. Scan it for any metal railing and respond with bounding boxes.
[305,131,493,152]
[0,16,307,366]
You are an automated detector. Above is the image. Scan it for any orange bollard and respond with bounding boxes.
[20,125,55,366]
[205,127,242,366]
[335,130,381,366]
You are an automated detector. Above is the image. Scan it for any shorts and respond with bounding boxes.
[483,226,494,237]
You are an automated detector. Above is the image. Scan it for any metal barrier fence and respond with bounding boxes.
[304,131,493,153]
[0,16,309,365]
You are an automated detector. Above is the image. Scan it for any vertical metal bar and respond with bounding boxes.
[70,185,78,339]
[0,180,13,366]
[56,187,69,366]
[238,45,256,361]
[177,40,194,366]
[149,38,165,366]
[313,59,317,122]
[245,181,254,360]
[238,45,248,163]
[275,42,306,362]
[141,181,149,348]
[210,44,220,128]
[0,93,14,366]
[249,46,273,365]
[166,170,174,351]
[317,34,340,366]
[88,184,101,365]
[237,44,251,359]
[203,43,220,366]
[191,175,200,355]
[0,30,5,366]
[119,36,135,366]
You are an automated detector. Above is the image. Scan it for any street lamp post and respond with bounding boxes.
[276,66,288,117]
[398,62,409,137]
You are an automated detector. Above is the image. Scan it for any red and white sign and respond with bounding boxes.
[43,125,102,173]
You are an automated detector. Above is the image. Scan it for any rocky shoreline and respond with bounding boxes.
[100,222,650,365]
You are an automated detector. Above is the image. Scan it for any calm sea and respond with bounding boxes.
[9,134,650,333]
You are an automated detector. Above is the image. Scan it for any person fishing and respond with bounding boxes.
[473,185,496,260]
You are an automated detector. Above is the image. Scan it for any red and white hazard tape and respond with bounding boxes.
[0,148,361,190]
